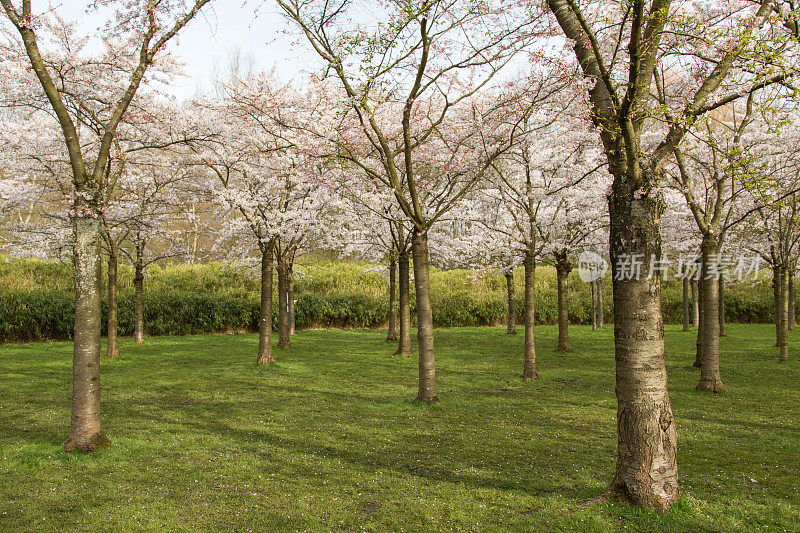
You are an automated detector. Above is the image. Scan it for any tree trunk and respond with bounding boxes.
[591,278,597,331]
[718,274,726,338]
[696,238,723,392]
[522,251,538,380]
[555,251,572,353]
[774,267,780,348]
[64,216,110,453]
[694,276,704,368]
[288,262,296,336]
[133,262,144,346]
[691,279,699,327]
[778,266,789,362]
[597,278,604,328]
[412,231,437,403]
[682,276,690,332]
[605,181,678,511]
[386,255,398,342]
[506,270,517,334]
[257,245,275,365]
[788,272,795,332]
[106,248,119,359]
[277,258,290,348]
[395,250,412,356]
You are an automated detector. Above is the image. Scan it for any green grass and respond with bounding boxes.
[0,325,798,531]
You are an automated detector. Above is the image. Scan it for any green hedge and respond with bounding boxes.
[0,257,780,343]
[295,293,387,329]
[0,291,75,343]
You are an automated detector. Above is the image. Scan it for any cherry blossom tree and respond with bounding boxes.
[465,82,609,377]
[279,0,540,403]
[0,0,214,452]
[665,94,775,391]
[194,76,334,361]
[537,139,608,355]
[329,184,415,353]
[735,112,800,362]
[546,0,799,510]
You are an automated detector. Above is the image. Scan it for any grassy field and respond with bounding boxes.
[0,326,798,532]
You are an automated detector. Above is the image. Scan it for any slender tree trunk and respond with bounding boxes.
[288,262,296,336]
[773,267,780,347]
[697,238,724,392]
[718,274,726,338]
[691,279,699,327]
[597,278,604,328]
[778,266,789,362]
[522,251,538,380]
[133,262,144,346]
[277,258,290,348]
[257,245,275,365]
[605,180,678,511]
[106,247,119,359]
[412,231,437,403]
[386,255,398,342]
[591,278,597,331]
[555,251,572,353]
[788,273,795,332]
[395,250,412,356]
[694,276,704,368]
[64,216,110,453]
[682,276,690,332]
[506,270,517,334]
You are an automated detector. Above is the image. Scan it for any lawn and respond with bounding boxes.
[0,325,798,532]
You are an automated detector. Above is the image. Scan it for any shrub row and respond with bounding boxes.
[0,256,780,343]
[0,279,779,344]
[0,291,395,343]
[0,291,259,343]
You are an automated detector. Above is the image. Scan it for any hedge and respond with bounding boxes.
[0,257,779,343]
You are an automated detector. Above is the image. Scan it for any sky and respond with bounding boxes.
[54,1,321,101]
[18,1,532,102]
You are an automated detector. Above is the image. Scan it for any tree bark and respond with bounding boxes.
[133,261,144,346]
[106,247,119,359]
[778,266,789,362]
[412,231,437,403]
[774,267,780,348]
[395,250,412,356]
[682,276,690,332]
[386,255,398,342]
[606,182,678,512]
[696,238,724,392]
[691,279,699,327]
[591,278,597,331]
[596,278,604,328]
[277,258,290,348]
[522,251,538,380]
[718,274,726,338]
[506,270,517,334]
[257,244,275,365]
[788,272,795,332]
[288,262,296,336]
[554,251,572,353]
[64,216,110,453]
[694,276,704,368]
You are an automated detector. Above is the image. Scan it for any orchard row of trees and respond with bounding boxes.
[2,0,800,513]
